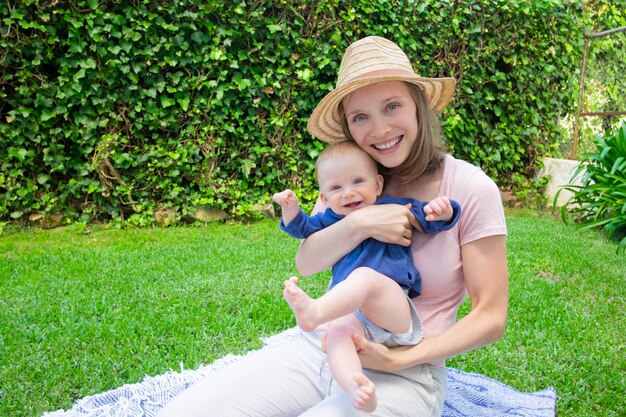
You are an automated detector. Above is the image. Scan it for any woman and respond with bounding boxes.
[157,35,508,417]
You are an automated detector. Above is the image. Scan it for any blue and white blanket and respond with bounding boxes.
[43,328,556,417]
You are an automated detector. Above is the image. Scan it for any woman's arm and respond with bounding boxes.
[295,197,418,276]
[353,234,508,371]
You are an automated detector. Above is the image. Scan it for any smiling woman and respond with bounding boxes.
[159,35,507,417]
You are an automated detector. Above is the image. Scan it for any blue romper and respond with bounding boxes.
[281,196,461,297]
[280,196,461,346]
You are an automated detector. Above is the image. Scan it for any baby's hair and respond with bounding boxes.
[314,140,377,182]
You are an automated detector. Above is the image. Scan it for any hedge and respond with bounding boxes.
[0,0,616,224]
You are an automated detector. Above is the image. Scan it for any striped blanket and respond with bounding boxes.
[43,328,556,417]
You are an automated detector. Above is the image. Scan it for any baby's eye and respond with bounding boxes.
[330,184,341,191]
[354,178,365,184]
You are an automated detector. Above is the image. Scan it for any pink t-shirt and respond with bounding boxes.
[410,155,507,355]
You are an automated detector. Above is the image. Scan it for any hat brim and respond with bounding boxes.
[307,75,456,143]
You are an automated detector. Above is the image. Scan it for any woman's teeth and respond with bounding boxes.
[374,138,400,150]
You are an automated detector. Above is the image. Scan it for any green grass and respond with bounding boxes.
[0,210,624,416]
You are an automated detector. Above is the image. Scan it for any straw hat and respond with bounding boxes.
[307,36,456,143]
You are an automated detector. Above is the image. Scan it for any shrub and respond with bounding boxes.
[558,122,626,251]
[3,1,619,224]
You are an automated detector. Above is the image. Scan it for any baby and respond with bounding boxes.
[273,140,460,412]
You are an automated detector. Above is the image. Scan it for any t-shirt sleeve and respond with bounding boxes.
[456,170,507,246]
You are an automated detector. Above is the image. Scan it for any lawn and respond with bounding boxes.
[0,209,624,417]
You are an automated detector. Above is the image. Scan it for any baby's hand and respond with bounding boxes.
[272,189,301,225]
[272,189,299,208]
[424,196,453,222]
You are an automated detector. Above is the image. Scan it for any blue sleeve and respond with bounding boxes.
[280,209,341,239]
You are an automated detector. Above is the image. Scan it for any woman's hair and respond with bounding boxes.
[338,82,447,183]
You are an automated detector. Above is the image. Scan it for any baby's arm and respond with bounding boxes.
[423,196,454,222]
[272,189,301,226]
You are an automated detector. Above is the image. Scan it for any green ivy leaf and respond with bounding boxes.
[190,31,208,44]
[177,96,191,111]
[160,95,175,108]
[40,110,56,122]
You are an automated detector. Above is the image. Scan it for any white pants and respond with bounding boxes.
[157,328,447,417]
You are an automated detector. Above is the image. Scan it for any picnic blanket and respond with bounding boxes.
[42,327,556,417]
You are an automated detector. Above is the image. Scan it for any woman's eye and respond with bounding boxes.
[352,114,366,122]
[388,103,400,111]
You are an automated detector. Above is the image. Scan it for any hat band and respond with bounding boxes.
[340,68,420,87]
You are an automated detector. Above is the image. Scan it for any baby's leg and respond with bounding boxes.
[283,269,411,334]
[283,276,325,332]
[325,314,377,413]
[350,267,412,334]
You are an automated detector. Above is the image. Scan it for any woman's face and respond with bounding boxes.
[342,81,418,168]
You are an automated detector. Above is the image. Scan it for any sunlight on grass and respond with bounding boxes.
[0,212,624,417]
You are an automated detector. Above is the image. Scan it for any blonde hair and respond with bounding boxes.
[338,82,447,183]
[314,140,379,184]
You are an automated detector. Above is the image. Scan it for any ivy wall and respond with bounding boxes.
[0,0,616,224]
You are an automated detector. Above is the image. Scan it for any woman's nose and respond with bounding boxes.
[370,117,390,138]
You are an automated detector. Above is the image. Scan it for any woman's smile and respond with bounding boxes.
[372,136,403,152]
[342,81,418,168]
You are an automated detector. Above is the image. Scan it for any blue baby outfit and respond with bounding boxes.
[280,196,461,298]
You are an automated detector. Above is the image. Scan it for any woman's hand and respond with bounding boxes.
[296,200,418,276]
[320,328,393,371]
[351,332,395,371]
[348,203,419,247]
[320,323,421,373]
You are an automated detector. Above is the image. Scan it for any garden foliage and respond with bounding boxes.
[0,0,615,224]
[559,122,626,251]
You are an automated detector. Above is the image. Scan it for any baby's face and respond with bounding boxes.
[318,151,383,216]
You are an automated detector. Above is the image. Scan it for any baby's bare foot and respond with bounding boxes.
[283,277,319,332]
[352,373,377,413]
